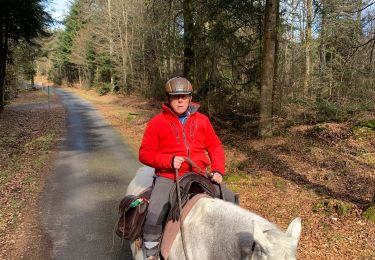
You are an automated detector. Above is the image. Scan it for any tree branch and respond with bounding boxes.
[340,1,375,14]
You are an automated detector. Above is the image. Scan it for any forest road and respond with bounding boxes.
[41,89,139,259]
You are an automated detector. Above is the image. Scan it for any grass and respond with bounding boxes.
[25,134,54,151]
[224,172,251,182]
[356,119,375,130]
[363,206,375,223]
[353,126,374,140]
[10,198,23,210]
[331,232,344,243]
[336,201,352,216]
[360,153,375,164]
[272,177,287,192]
[0,170,9,185]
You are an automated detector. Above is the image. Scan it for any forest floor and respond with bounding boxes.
[0,88,66,259]
[0,84,374,259]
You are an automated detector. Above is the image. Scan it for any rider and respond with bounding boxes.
[139,76,236,260]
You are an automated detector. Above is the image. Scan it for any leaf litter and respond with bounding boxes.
[0,89,66,259]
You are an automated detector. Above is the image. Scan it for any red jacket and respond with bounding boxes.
[139,102,225,180]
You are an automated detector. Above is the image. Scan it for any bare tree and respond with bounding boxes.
[259,0,279,137]
[303,0,312,97]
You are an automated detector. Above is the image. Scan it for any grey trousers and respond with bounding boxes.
[143,175,237,257]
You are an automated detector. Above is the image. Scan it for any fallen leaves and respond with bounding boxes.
[0,89,66,259]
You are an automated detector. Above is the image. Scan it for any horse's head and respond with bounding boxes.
[239,217,302,260]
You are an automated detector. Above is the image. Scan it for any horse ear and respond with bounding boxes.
[286,217,302,241]
[252,221,272,254]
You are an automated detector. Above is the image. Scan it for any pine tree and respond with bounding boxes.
[0,0,52,116]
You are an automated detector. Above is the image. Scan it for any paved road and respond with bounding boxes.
[41,89,139,259]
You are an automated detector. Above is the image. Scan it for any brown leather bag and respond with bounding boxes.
[116,188,152,241]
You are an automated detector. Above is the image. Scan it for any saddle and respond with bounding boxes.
[115,172,216,241]
[168,172,217,221]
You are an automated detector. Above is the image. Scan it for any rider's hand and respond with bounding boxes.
[211,171,223,184]
[173,156,184,169]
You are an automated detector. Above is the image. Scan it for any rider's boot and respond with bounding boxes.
[143,240,159,260]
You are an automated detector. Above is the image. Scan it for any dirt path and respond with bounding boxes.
[40,88,139,259]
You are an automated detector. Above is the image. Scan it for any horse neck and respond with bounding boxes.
[198,199,295,257]
[201,198,279,233]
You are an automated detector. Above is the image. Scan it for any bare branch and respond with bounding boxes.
[339,1,375,14]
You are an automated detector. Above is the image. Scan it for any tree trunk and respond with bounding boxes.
[0,28,8,117]
[303,0,312,98]
[183,0,194,81]
[272,0,281,116]
[107,0,114,86]
[259,0,279,137]
[117,18,128,93]
[122,0,133,83]
[78,65,82,87]
[318,0,326,101]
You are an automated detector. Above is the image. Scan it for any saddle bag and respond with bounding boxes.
[116,188,152,241]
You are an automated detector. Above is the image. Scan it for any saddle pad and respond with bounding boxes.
[160,193,210,259]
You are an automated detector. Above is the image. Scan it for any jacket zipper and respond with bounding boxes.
[164,105,193,172]
[179,118,192,171]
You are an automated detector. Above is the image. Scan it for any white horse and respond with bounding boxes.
[126,166,302,260]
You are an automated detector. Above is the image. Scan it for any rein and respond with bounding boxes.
[175,168,190,260]
[173,157,210,260]
[173,157,224,260]
[183,156,225,200]
[182,157,212,178]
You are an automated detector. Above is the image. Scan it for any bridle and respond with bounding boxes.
[249,241,256,259]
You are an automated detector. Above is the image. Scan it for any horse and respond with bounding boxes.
[126,166,302,260]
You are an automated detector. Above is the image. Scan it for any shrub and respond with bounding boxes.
[96,83,111,96]
[316,100,346,122]
[357,120,375,130]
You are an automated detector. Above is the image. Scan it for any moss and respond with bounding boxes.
[224,172,250,182]
[363,206,375,223]
[353,119,375,140]
[357,119,375,130]
[312,199,353,217]
[336,202,352,216]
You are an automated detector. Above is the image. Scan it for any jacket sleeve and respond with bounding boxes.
[139,118,174,170]
[204,116,226,175]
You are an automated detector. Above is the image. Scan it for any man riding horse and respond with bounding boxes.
[139,76,236,259]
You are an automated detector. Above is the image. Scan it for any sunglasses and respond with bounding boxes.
[169,94,191,100]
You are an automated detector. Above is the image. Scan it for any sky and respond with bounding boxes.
[46,0,70,27]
